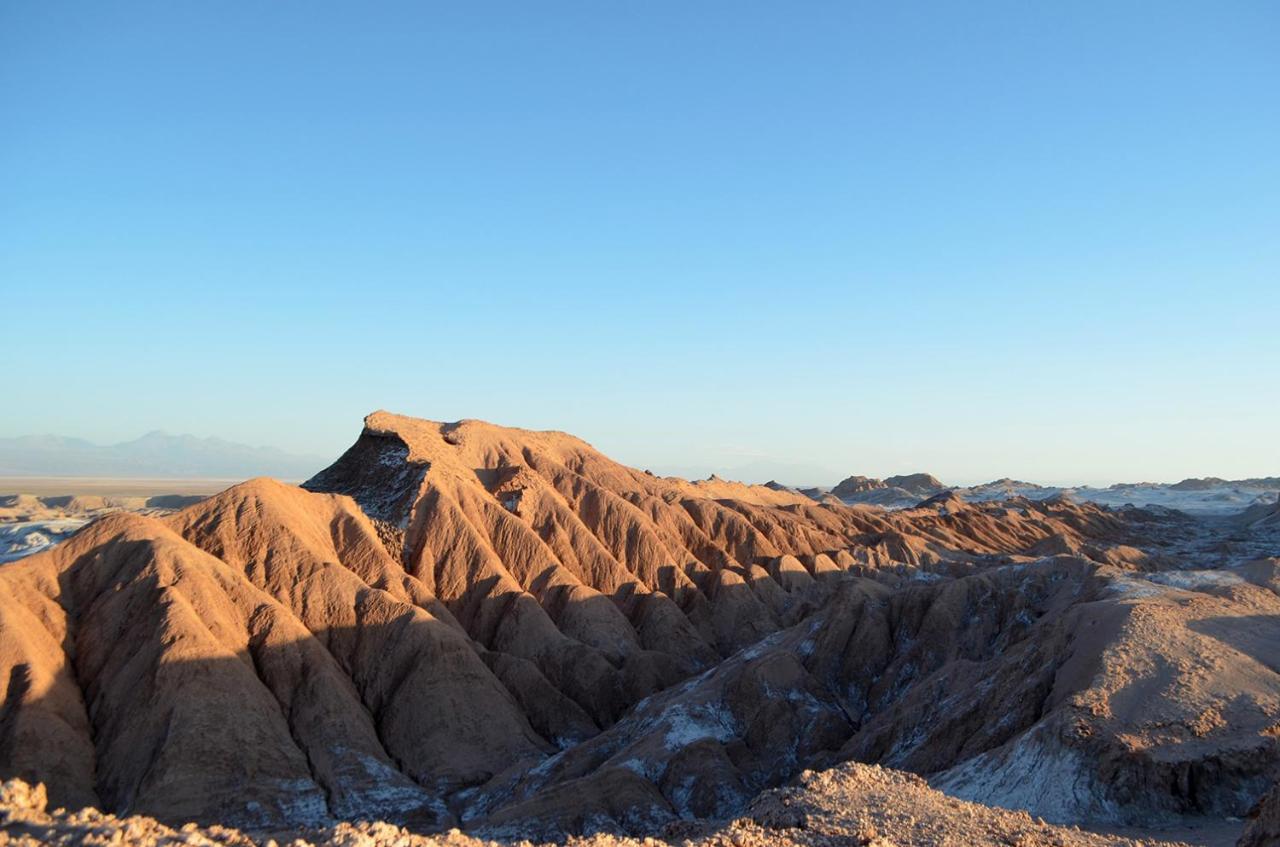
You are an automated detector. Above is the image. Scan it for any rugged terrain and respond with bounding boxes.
[816,473,1280,516]
[0,492,207,563]
[0,763,1238,847]
[0,411,1277,844]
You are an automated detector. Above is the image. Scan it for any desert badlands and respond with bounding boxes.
[1,412,1278,847]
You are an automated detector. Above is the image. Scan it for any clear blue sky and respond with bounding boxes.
[2,2,1277,485]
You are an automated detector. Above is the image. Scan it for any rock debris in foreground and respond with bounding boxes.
[0,764,1210,847]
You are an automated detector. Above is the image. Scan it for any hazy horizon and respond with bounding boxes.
[0,420,1275,490]
[3,3,1278,485]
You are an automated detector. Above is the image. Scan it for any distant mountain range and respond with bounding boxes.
[0,432,325,479]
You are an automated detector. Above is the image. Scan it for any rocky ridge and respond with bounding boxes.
[0,411,1276,842]
[826,474,1280,517]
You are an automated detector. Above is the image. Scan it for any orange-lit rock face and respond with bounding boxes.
[1,411,1277,838]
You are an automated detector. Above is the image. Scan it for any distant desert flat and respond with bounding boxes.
[0,476,258,497]
[0,478,229,564]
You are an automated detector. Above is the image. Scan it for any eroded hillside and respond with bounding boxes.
[0,411,1276,842]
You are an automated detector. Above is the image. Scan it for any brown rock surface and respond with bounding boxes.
[830,475,885,499]
[1239,780,1280,847]
[0,411,1276,839]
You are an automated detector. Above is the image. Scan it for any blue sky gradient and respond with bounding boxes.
[2,2,1277,484]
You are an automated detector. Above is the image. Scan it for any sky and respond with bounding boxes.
[1,2,1278,486]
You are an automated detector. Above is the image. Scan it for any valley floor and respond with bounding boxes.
[0,483,215,562]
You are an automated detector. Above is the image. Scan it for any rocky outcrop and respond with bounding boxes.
[1239,496,1280,529]
[830,475,885,499]
[0,411,1276,838]
[828,473,949,509]
[882,473,947,497]
[0,491,543,829]
[1240,780,1280,847]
